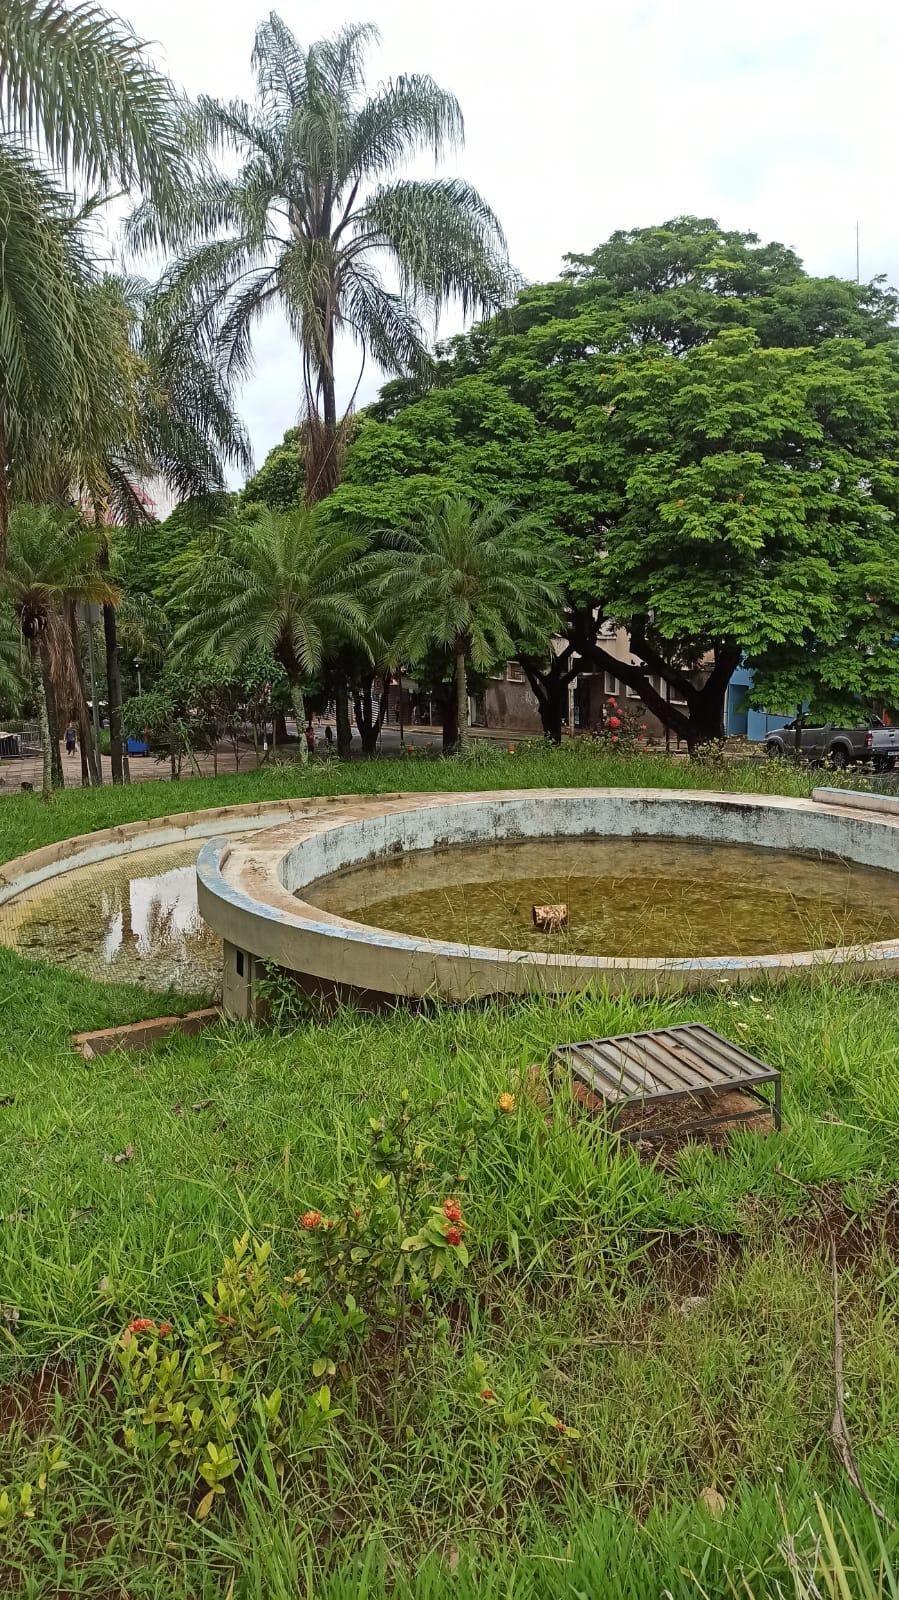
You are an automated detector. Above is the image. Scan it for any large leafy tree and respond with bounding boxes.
[368,496,563,752]
[321,217,899,744]
[132,15,513,504]
[170,506,369,761]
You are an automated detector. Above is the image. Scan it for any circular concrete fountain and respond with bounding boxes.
[194,787,899,1017]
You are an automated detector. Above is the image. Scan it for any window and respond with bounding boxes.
[603,672,619,694]
[506,662,526,684]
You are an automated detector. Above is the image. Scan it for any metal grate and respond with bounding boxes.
[553,1022,781,1140]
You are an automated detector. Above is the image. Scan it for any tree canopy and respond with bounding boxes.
[291,217,899,742]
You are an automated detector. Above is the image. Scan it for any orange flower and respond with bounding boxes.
[497,1092,516,1113]
[158,1322,173,1338]
[443,1199,463,1224]
[301,1209,323,1229]
[127,1317,156,1335]
[445,1228,463,1247]
[553,1420,567,1434]
[480,1388,495,1400]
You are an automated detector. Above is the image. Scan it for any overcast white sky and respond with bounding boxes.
[113,0,899,478]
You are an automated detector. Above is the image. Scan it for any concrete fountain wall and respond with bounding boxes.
[194,787,899,1017]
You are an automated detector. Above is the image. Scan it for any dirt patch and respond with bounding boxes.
[775,1185,899,1271]
[0,1360,75,1439]
[633,1229,745,1298]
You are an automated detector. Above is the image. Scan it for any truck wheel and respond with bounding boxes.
[766,741,783,760]
[828,745,849,769]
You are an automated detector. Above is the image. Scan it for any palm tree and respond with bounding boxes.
[0,0,187,567]
[171,507,369,763]
[79,276,252,785]
[130,16,514,503]
[3,507,117,798]
[0,152,103,564]
[369,497,563,752]
[0,0,185,199]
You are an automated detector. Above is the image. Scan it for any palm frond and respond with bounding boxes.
[356,178,517,318]
[0,0,187,201]
[341,76,463,183]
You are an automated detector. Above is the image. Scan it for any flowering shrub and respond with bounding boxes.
[292,1095,483,1375]
[593,696,649,754]
[116,1233,341,1520]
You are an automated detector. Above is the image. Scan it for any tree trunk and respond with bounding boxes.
[103,602,127,784]
[353,671,390,757]
[0,408,8,571]
[335,680,352,760]
[41,641,65,789]
[29,638,52,801]
[454,642,469,754]
[65,601,100,786]
[519,647,579,744]
[274,710,288,748]
[571,610,740,751]
[290,683,308,765]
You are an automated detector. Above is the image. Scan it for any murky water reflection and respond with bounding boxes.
[0,842,221,995]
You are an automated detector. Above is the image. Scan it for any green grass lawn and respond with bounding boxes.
[1,748,898,1598]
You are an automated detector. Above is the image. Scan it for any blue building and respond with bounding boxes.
[724,665,793,742]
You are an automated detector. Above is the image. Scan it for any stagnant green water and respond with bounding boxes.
[3,834,899,993]
[307,837,899,958]
[0,842,221,995]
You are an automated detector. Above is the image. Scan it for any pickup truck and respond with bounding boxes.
[764,718,899,770]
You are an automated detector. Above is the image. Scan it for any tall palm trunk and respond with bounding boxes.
[304,321,343,504]
[65,600,101,786]
[41,640,65,788]
[103,601,127,784]
[28,638,52,800]
[0,408,8,571]
[454,639,469,754]
[289,682,308,765]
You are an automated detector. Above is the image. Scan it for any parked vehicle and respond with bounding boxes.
[765,717,899,770]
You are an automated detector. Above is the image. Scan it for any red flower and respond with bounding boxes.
[608,715,620,729]
[553,1420,567,1434]
[610,735,619,744]
[445,1228,463,1247]
[480,1388,495,1400]
[158,1322,173,1338]
[443,1199,463,1224]
[608,697,617,707]
[301,1209,323,1229]
[127,1317,156,1335]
